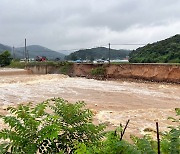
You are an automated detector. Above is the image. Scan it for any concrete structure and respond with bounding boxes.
[26,65,60,74]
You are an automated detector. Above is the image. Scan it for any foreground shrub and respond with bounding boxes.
[160,108,180,154]
[49,98,105,153]
[0,101,61,153]
[74,108,180,154]
[0,98,105,154]
[0,98,179,154]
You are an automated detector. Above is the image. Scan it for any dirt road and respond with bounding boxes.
[0,73,179,138]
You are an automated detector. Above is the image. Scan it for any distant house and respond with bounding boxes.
[36,56,47,62]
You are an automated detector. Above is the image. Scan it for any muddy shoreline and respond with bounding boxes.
[85,75,180,86]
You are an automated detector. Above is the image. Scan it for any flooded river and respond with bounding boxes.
[0,72,179,138]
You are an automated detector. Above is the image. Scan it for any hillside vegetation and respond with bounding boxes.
[15,45,65,60]
[0,43,65,60]
[0,44,12,53]
[65,47,131,61]
[129,34,180,63]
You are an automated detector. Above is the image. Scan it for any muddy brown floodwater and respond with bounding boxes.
[0,72,179,139]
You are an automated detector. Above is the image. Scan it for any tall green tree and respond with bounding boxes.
[0,50,11,66]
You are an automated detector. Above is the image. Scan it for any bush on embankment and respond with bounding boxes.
[0,98,179,154]
[91,66,106,76]
[59,62,73,75]
[9,61,73,71]
[9,61,26,68]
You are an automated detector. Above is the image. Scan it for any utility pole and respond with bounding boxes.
[25,38,27,61]
[108,43,111,64]
[12,46,15,60]
[27,50,29,62]
[156,122,161,154]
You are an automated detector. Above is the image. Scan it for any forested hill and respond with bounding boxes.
[0,43,12,52]
[129,34,180,63]
[15,45,65,60]
[0,44,65,60]
[65,47,131,60]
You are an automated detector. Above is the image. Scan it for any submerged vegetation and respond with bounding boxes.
[0,98,179,154]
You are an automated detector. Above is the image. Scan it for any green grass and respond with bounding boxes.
[9,61,26,69]
[91,67,106,76]
[59,62,73,75]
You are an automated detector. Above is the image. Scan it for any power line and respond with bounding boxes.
[58,45,107,52]
[12,46,15,59]
[111,43,147,46]
[15,41,24,48]
[108,43,110,64]
[57,43,147,52]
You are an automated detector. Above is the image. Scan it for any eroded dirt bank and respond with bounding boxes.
[0,72,179,139]
[26,63,180,83]
[72,63,180,83]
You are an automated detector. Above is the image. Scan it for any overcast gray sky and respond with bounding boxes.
[0,0,180,51]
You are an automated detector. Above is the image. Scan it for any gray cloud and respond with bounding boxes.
[0,0,180,51]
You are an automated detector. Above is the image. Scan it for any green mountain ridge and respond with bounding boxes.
[129,34,180,63]
[0,44,65,60]
[65,47,131,61]
[0,43,12,52]
[15,45,65,60]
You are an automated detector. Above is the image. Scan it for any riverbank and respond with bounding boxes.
[25,63,180,84]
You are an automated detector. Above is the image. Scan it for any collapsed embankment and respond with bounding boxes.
[26,63,180,83]
[72,63,180,83]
